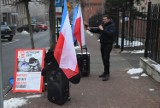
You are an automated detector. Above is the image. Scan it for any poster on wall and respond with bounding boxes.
[13,48,45,93]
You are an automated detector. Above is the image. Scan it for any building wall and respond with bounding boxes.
[81,0,105,23]
[1,5,17,25]
[2,0,27,27]
[16,3,27,27]
[150,0,160,4]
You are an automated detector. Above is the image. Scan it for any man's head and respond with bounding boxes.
[102,15,111,24]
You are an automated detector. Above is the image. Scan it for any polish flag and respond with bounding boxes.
[54,0,79,79]
[74,5,86,48]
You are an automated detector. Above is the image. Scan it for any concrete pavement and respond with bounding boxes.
[4,32,160,108]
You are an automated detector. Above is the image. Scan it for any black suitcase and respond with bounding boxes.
[77,48,90,76]
[47,68,70,105]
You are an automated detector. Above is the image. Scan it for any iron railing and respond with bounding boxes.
[145,2,160,63]
[119,9,147,51]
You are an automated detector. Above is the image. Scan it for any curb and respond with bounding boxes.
[140,57,160,82]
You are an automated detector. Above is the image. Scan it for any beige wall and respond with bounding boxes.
[16,3,27,27]
[2,1,27,27]
[134,0,160,12]
[151,0,160,4]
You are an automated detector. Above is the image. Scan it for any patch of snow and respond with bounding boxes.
[74,46,80,49]
[143,58,148,62]
[131,50,144,54]
[151,64,160,71]
[25,94,42,99]
[81,92,84,95]
[130,76,140,79]
[21,31,29,35]
[121,50,144,54]
[121,51,130,53]
[127,68,143,75]
[97,39,100,42]
[141,73,148,77]
[118,38,143,47]
[149,88,155,92]
[4,98,28,108]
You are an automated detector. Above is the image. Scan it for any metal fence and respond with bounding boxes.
[88,2,160,63]
[88,8,147,51]
[119,9,147,51]
[145,2,160,63]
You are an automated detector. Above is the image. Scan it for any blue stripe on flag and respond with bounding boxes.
[60,0,68,32]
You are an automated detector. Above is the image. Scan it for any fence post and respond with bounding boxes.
[144,2,151,57]
[114,9,120,48]
[121,11,125,51]
[155,4,160,62]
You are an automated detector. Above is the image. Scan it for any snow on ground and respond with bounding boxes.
[130,76,140,79]
[4,98,27,108]
[141,73,148,77]
[21,31,29,35]
[127,68,148,80]
[118,38,143,47]
[151,64,160,71]
[4,94,42,108]
[122,50,144,54]
[74,45,80,49]
[25,94,42,99]
[127,68,155,92]
[127,68,143,75]
[131,50,144,54]
[149,88,155,92]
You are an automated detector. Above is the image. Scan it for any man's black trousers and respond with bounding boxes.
[100,43,113,76]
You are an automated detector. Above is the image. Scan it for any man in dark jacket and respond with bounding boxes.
[88,15,116,81]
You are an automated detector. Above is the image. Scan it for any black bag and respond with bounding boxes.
[77,48,90,76]
[47,68,70,105]
[41,49,59,88]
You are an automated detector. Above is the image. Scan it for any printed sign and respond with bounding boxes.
[13,49,45,93]
[56,0,62,7]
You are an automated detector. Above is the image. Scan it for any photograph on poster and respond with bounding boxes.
[18,57,41,72]
[17,50,42,72]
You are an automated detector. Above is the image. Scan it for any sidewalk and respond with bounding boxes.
[4,32,160,108]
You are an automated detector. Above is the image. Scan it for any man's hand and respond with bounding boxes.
[99,25,104,30]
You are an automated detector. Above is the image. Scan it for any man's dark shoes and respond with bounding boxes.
[99,74,105,78]
[102,75,109,81]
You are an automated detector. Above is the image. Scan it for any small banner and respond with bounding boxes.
[13,48,45,93]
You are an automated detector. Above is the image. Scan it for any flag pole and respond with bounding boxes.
[0,0,4,107]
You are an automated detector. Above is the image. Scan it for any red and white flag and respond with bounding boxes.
[54,0,79,79]
[74,5,86,48]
